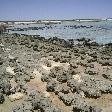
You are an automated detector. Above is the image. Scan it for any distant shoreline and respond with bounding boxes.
[0,18,112,23]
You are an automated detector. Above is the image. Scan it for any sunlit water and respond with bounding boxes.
[8,20,112,44]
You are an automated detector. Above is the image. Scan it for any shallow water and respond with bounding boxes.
[8,20,112,44]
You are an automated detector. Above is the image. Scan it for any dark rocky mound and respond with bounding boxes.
[13,91,62,112]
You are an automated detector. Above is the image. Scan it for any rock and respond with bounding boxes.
[33,44,39,51]
[41,73,51,82]
[27,90,41,100]
[12,102,33,112]
[44,59,52,67]
[85,67,98,75]
[6,66,15,75]
[72,98,95,112]
[14,66,31,86]
[102,71,112,81]
[54,84,70,94]
[60,57,69,63]
[79,75,112,98]
[67,79,82,92]
[49,67,58,78]
[86,55,96,63]
[69,60,78,68]
[1,31,112,112]
[0,93,5,104]
[91,106,102,112]
[68,66,78,76]
[72,95,101,112]
[48,37,69,48]
[0,79,11,95]
[82,88,102,98]
[77,91,85,98]
[58,92,73,106]
[46,80,57,92]
[98,59,112,66]
[78,49,87,55]
[3,83,11,95]
[50,66,64,76]
[56,73,67,83]
[0,57,3,65]
[0,43,4,47]
[9,92,24,101]
[85,41,99,46]
[31,92,61,112]
[10,79,20,93]
[73,74,83,83]
[78,60,88,67]
[86,63,94,68]
[77,38,91,42]
[53,55,61,62]
[87,51,98,58]
[8,55,17,63]
[44,107,62,112]
[43,91,50,98]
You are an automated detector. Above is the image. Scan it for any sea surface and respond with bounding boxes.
[8,20,112,44]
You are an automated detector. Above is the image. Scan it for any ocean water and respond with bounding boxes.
[8,20,112,44]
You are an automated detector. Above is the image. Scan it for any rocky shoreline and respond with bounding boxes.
[0,34,112,112]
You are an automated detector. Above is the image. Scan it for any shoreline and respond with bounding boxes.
[5,20,112,45]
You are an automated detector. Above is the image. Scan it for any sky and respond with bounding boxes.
[0,0,112,20]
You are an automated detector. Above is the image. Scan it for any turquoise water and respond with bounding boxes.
[8,20,112,44]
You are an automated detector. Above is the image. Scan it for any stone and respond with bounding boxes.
[0,57,3,65]
[9,92,24,101]
[8,55,17,63]
[46,80,57,92]
[6,66,15,75]
[85,67,98,75]
[0,93,5,104]
[57,73,67,83]
[58,92,73,106]
[102,71,112,81]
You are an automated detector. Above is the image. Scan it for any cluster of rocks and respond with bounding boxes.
[0,34,112,112]
[41,63,111,111]
[12,91,62,112]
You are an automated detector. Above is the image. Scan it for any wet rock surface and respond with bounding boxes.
[0,34,112,112]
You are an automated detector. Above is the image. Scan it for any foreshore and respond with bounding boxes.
[0,34,112,112]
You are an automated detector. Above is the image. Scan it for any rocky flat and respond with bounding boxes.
[0,34,112,112]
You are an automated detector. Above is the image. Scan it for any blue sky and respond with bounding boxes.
[0,0,112,20]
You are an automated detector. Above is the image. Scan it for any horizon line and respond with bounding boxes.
[0,18,112,22]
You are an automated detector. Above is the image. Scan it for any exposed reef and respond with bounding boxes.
[0,34,112,112]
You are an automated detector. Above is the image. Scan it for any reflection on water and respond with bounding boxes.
[8,21,112,44]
